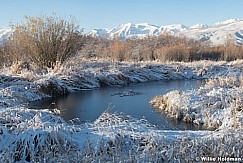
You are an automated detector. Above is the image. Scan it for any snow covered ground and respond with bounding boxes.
[0,107,242,162]
[0,60,242,162]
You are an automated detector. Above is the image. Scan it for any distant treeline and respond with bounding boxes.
[0,15,243,70]
[80,34,243,62]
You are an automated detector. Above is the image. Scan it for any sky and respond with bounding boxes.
[1,0,243,32]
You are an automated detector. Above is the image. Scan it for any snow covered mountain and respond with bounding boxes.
[89,23,189,40]
[90,23,161,40]
[89,19,243,45]
[181,19,243,45]
[0,28,11,44]
[1,19,243,46]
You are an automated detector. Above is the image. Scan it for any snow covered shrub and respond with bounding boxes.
[0,107,242,162]
[0,107,81,162]
[9,61,40,74]
[205,76,242,88]
[7,14,84,69]
[169,129,243,161]
[150,76,243,130]
[150,90,190,121]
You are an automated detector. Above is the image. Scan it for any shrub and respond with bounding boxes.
[0,44,11,67]
[0,46,5,67]
[110,40,126,61]
[156,44,190,62]
[7,15,84,69]
[77,32,243,63]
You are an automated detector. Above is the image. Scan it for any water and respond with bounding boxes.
[29,80,205,130]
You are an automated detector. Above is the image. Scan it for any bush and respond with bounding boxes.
[0,46,5,67]
[75,32,243,63]
[7,15,84,69]
[155,44,190,62]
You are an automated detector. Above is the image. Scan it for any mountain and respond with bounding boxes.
[213,18,241,26]
[0,28,12,44]
[89,23,189,40]
[89,19,243,45]
[189,24,208,29]
[1,19,243,46]
[90,23,161,40]
[180,19,243,45]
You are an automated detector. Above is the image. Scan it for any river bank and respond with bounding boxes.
[1,60,242,108]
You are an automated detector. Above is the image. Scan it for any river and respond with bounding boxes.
[29,80,205,130]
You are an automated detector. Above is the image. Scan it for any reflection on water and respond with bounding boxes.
[29,80,205,130]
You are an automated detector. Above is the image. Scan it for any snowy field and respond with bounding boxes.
[0,60,242,162]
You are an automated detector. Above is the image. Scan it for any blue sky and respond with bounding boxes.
[1,0,243,32]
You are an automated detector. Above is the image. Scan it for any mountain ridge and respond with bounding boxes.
[1,19,243,46]
[0,28,12,44]
[89,18,243,45]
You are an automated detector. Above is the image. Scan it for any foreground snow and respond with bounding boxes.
[0,60,242,161]
[0,108,242,162]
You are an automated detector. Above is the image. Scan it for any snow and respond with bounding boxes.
[88,18,243,45]
[181,20,243,45]
[160,24,189,34]
[213,18,242,26]
[90,23,160,40]
[0,60,242,161]
[0,28,11,44]
[189,23,208,29]
[0,107,241,162]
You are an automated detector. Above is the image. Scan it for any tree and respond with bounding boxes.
[8,14,84,69]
